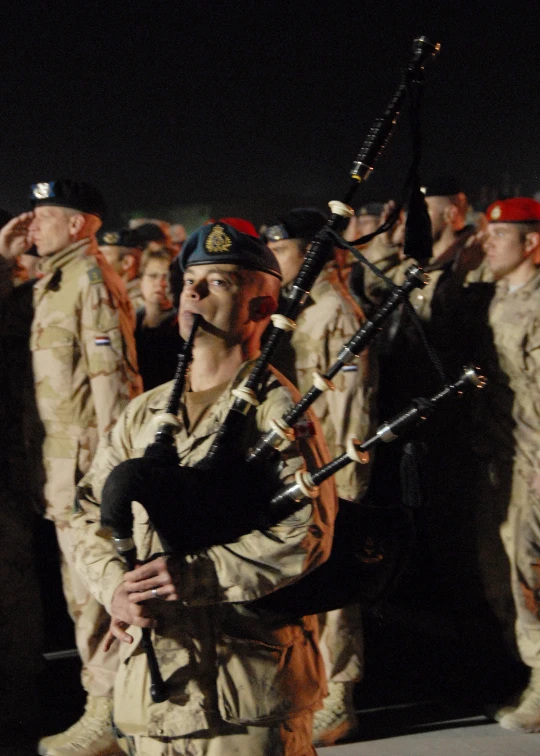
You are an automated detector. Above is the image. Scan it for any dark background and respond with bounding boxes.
[2,0,539,225]
[3,6,536,748]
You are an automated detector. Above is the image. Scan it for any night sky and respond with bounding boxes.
[2,0,539,227]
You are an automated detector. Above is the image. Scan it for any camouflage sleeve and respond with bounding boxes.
[174,451,336,607]
[81,276,132,436]
[523,316,540,464]
[70,404,135,611]
[325,306,373,500]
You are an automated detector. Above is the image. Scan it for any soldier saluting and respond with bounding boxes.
[4,180,141,756]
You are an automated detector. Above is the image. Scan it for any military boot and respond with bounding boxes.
[499,668,540,733]
[312,681,358,747]
[38,696,124,755]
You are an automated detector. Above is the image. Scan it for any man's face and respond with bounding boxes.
[355,214,379,237]
[29,205,73,256]
[266,239,304,287]
[425,196,452,242]
[484,223,528,280]
[140,258,170,306]
[179,263,258,345]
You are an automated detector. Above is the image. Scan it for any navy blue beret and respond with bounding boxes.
[179,222,282,280]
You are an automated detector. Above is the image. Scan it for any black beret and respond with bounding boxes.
[97,228,144,249]
[133,222,168,244]
[356,202,385,218]
[179,222,282,280]
[263,207,327,242]
[30,180,107,219]
[421,176,462,198]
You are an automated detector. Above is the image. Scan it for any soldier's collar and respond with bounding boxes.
[40,237,94,275]
[495,267,540,297]
[147,359,259,416]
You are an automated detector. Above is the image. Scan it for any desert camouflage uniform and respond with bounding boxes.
[471,270,540,665]
[31,237,141,698]
[274,266,377,686]
[71,362,337,755]
[0,257,45,733]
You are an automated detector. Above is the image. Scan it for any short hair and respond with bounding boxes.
[516,221,540,241]
[139,248,173,276]
[63,206,102,234]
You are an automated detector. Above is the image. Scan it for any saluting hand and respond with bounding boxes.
[0,212,33,260]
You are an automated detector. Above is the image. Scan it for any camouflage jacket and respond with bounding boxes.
[71,362,337,737]
[273,269,376,501]
[467,269,540,468]
[31,238,139,520]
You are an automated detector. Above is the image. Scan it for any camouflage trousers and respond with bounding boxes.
[127,713,315,755]
[500,460,540,669]
[55,520,119,696]
[318,605,364,683]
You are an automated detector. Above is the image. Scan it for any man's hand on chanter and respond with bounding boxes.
[105,579,158,648]
[125,555,182,603]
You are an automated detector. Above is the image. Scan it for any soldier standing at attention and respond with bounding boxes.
[264,208,377,747]
[97,227,145,311]
[7,180,142,756]
[71,222,336,756]
[464,198,540,733]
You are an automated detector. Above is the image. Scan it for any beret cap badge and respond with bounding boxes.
[205,224,233,254]
[32,182,54,200]
[102,232,121,245]
[486,197,540,224]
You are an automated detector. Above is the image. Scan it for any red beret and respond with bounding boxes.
[487,197,540,223]
[206,217,259,238]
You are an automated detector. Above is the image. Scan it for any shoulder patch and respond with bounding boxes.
[87,266,103,285]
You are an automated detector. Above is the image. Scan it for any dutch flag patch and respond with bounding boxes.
[95,336,111,347]
[342,365,358,372]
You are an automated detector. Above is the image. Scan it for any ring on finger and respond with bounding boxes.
[151,587,159,599]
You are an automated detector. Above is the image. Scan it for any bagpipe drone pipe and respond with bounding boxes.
[100,33,442,553]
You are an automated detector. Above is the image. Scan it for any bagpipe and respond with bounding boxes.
[99,36,486,703]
